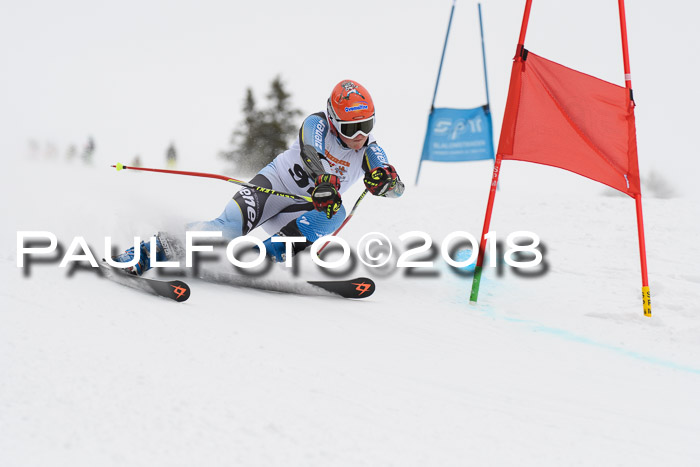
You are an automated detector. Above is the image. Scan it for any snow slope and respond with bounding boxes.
[2,158,700,466]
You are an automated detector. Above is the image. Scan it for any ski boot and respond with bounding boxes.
[112,232,174,276]
[259,219,313,263]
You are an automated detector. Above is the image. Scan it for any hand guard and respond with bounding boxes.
[311,174,342,219]
[363,164,398,196]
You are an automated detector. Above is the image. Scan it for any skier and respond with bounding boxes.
[113,79,405,275]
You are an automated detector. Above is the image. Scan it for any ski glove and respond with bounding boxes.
[311,174,342,219]
[364,165,399,196]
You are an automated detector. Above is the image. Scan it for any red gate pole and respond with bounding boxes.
[618,0,651,317]
[470,0,533,304]
[469,156,502,304]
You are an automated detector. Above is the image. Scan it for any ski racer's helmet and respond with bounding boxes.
[327,80,375,139]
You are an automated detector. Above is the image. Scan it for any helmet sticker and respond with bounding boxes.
[344,101,369,112]
[340,81,357,91]
[337,81,366,103]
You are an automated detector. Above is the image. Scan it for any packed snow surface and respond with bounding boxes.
[2,159,700,466]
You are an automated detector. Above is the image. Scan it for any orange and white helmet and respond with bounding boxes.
[326,80,375,139]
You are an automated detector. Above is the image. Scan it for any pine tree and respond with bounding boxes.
[221,76,302,174]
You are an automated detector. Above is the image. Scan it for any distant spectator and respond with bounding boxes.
[82,137,95,165]
[166,142,177,168]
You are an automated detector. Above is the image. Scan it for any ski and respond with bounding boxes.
[98,261,191,302]
[98,261,373,300]
[308,277,375,299]
[197,271,375,299]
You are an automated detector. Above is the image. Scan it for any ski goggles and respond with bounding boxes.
[336,116,375,139]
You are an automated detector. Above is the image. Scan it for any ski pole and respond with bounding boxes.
[317,189,369,256]
[111,163,312,202]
